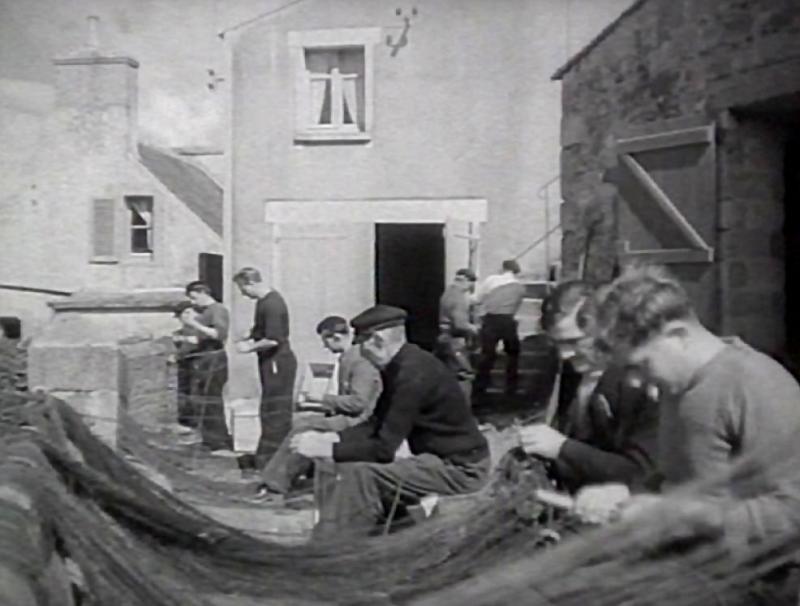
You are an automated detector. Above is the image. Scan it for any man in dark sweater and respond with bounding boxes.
[518,281,659,495]
[291,304,490,539]
[233,267,297,469]
[576,265,800,558]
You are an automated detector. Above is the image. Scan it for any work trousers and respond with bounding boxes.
[259,414,352,494]
[312,451,491,540]
[254,349,298,469]
[475,314,520,393]
[188,350,233,451]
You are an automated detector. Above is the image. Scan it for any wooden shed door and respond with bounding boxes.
[610,120,718,329]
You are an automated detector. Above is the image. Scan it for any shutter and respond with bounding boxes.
[612,123,716,264]
[198,253,224,302]
[91,198,117,261]
[608,120,718,327]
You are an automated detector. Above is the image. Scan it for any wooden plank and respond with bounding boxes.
[619,154,712,251]
[617,241,714,264]
[616,124,714,154]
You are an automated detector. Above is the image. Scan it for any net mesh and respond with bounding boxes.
[1,348,799,605]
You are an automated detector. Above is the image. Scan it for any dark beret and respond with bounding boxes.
[350,305,407,343]
[173,300,194,317]
[455,268,477,282]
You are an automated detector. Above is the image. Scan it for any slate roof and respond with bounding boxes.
[137,143,223,236]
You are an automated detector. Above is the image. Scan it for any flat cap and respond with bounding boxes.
[350,304,407,343]
[455,268,477,282]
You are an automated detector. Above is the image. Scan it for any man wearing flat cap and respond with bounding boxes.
[291,304,490,539]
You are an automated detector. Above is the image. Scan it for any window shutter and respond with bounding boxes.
[91,198,117,261]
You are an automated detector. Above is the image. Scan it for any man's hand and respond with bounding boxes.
[616,493,664,522]
[235,340,253,354]
[573,483,631,525]
[290,431,340,459]
[618,495,725,548]
[180,308,200,328]
[518,424,568,459]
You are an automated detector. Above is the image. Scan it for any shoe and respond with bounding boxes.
[251,483,285,504]
[209,449,239,458]
[237,454,257,471]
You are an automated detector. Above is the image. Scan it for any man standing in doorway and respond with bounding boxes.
[436,268,479,400]
[233,267,298,469]
[474,259,525,396]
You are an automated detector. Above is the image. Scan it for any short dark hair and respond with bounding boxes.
[595,264,695,351]
[232,267,262,286]
[502,259,521,274]
[185,281,212,296]
[540,280,595,332]
[316,315,349,336]
[174,300,194,317]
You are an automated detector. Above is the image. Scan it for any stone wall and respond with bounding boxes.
[28,290,183,447]
[557,0,800,353]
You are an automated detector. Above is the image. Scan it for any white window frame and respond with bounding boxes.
[124,195,155,257]
[289,28,381,143]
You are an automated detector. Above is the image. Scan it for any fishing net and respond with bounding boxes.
[2,348,800,606]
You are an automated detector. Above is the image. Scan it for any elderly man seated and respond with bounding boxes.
[516,280,660,498]
[291,304,491,540]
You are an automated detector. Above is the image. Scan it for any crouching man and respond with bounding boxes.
[291,304,491,540]
[573,265,800,565]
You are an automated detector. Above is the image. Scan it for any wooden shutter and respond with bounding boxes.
[198,253,224,302]
[612,123,716,264]
[91,198,117,262]
[609,121,718,328]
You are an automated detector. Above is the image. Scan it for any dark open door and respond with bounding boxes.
[375,224,445,351]
[198,253,224,302]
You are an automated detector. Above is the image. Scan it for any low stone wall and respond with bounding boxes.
[27,289,184,448]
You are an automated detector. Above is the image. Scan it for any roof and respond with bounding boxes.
[137,143,223,236]
[552,0,650,81]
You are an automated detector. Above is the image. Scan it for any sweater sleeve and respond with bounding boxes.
[333,370,427,463]
[322,358,381,417]
[556,377,659,490]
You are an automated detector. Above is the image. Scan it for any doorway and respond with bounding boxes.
[375,223,445,351]
[784,134,800,374]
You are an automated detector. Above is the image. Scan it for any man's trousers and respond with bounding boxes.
[254,349,298,469]
[475,314,520,393]
[312,451,491,540]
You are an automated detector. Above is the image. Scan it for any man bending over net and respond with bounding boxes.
[515,281,660,503]
[291,304,491,540]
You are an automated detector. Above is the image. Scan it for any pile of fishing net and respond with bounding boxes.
[1,389,800,605]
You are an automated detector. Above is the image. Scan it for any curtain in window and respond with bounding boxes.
[128,198,153,250]
[342,76,358,125]
[309,76,329,125]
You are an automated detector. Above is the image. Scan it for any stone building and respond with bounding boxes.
[554,0,800,365]
[223,0,631,395]
[0,18,224,339]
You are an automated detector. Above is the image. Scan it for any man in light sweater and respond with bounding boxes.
[575,264,800,561]
[473,259,526,395]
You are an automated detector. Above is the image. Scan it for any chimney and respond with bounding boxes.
[52,16,139,157]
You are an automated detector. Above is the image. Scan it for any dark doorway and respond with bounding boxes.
[784,134,800,374]
[198,253,224,302]
[375,224,445,351]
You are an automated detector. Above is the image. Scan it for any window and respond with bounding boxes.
[290,28,381,143]
[125,196,154,254]
[304,48,365,132]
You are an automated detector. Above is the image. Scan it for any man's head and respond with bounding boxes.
[541,280,601,373]
[595,264,701,395]
[185,281,215,307]
[502,259,521,275]
[232,267,265,299]
[316,315,351,354]
[453,268,477,293]
[350,305,408,369]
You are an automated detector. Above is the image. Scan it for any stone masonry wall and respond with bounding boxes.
[558,0,800,352]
